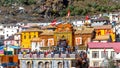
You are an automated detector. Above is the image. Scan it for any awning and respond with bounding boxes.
[0,46,4,50]
[2,62,17,67]
[8,45,20,49]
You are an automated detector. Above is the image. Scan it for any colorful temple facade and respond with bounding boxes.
[20,22,94,51]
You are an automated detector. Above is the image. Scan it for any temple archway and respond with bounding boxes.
[54,23,74,47]
[58,62,63,68]
[27,61,31,68]
[38,62,43,68]
[45,62,50,68]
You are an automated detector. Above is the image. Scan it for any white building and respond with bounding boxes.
[87,42,120,67]
[109,12,120,23]
[14,32,21,46]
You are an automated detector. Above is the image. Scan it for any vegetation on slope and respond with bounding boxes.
[0,0,120,22]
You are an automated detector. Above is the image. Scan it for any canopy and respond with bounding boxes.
[2,62,17,67]
[8,45,20,49]
[0,46,4,50]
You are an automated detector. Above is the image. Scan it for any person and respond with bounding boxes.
[23,50,26,58]
[30,52,32,58]
[51,51,54,58]
[37,51,40,58]
[76,54,83,68]
[59,51,61,58]
[82,52,89,68]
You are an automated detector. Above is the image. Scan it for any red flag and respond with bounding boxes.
[66,9,70,18]
[85,16,89,20]
[51,19,57,26]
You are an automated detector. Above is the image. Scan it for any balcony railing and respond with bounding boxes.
[18,54,75,59]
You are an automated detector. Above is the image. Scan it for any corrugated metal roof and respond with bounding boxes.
[88,42,120,53]
[93,25,112,30]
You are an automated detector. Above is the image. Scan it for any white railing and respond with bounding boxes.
[18,54,75,59]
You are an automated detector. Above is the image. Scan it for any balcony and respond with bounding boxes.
[18,54,75,59]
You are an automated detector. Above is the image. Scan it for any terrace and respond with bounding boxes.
[18,54,75,59]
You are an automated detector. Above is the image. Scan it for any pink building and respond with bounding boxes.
[4,35,15,46]
[87,42,120,67]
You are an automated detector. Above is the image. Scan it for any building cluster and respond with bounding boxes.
[0,12,120,68]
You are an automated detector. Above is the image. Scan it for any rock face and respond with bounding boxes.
[0,0,120,23]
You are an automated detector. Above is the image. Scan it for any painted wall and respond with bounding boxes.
[88,48,114,67]
[96,29,115,42]
[21,32,39,48]
[4,40,15,45]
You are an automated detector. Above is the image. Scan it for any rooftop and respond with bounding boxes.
[93,25,112,30]
[40,30,54,35]
[88,42,120,53]
[23,28,42,32]
[31,38,42,42]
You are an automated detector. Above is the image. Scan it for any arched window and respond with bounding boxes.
[58,62,62,68]
[27,62,31,68]
[45,62,49,68]
[38,62,43,68]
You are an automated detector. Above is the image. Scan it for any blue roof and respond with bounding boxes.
[2,62,17,67]
[9,45,20,49]
[0,46,4,50]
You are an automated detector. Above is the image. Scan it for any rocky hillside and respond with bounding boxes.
[0,0,120,23]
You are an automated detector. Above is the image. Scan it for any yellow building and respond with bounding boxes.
[94,25,115,42]
[21,26,42,49]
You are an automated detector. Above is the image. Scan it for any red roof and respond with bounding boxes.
[88,42,120,53]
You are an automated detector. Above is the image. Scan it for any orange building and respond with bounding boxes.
[0,55,18,68]
[30,22,94,51]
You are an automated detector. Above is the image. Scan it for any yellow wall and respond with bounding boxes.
[21,32,39,48]
[96,29,115,42]
[110,32,116,42]
[100,30,105,35]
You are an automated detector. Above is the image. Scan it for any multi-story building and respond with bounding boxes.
[91,17,110,26]
[21,26,42,50]
[93,25,115,42]
[18,54,75,68]
[28,22,94,51]
[87,42,120,67]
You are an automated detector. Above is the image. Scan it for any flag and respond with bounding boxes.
[66,9,70,18]
[51,19,57,26]
[85,15,89,20]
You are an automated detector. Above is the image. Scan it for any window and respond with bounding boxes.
[7,34,9,37]
[17,29,19,32]
[75,37,82,45]
[48,38,54,46]
[93,62,99,67]
[101,51,108,58]
[92,51,99,58]
[34,35,36,38]
[17,41,19,44]
[29,35,31,39]
[35,42,37,47]
[9,57,13,62]
[111,51,115,58]
[8,26,10,28]
[24,35,26,39]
